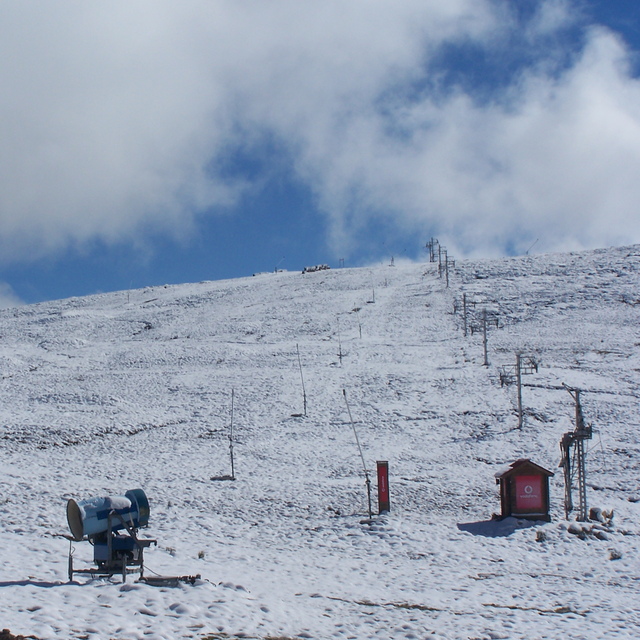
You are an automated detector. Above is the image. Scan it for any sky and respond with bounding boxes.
[1,0,640,305]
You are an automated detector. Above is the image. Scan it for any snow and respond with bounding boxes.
[0,245,639,639]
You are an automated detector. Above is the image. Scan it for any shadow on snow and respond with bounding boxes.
[457,517,541,538]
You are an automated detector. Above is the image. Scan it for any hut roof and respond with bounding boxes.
[494,458,554,479]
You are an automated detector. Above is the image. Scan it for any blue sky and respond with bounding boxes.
[1,0,639,305]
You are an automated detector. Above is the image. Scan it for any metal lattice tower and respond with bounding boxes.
[426,237,439,263]
[560,386,592,521]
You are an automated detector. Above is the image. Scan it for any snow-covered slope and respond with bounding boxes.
[0,246,639,639]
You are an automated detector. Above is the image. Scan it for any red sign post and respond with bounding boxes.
[377,461,390,514]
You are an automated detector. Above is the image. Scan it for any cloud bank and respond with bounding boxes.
[1,0,639,263]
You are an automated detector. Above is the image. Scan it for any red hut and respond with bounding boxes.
[495,459,554,522]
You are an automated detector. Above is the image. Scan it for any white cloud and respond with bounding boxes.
[0,282,24,309]
[0,1,639,264]
[274,24,640,258]
[525,0,577,39]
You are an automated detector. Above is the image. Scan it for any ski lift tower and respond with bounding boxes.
[426,237,439,263]
[559,386,593,521]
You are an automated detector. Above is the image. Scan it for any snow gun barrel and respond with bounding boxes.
[66,488,150,541]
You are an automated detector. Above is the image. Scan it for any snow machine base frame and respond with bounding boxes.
[67,509,157,583]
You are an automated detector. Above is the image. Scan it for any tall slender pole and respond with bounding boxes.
[482,309,489,366]
[296,343,307,417]
[516,354,523,429]
[463,294,467,337]
[560,432,573,518]
[343,389,372,519]
[576,437,587,522]
[445,251,449,288]
[229,388,235,479]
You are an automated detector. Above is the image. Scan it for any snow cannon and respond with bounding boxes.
[66,488,150,542]
[66,488,156,583]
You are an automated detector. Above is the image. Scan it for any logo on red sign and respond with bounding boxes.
[514,475,543,511]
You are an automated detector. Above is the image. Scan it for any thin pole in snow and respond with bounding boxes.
[296,343,307,417]
[229,388,235,479]
[343,389,372,519]
[526,238,539,255]
[516,353,523,429]
[463,293,467,337]
[483,308,489,367]
[445,251,449,288]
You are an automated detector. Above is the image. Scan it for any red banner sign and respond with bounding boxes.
[377,461,390,513]
[514,475,544,512]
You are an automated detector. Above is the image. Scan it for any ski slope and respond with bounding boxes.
[0,245,639,639]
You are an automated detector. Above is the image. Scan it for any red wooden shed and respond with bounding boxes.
[495,459,554,522]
